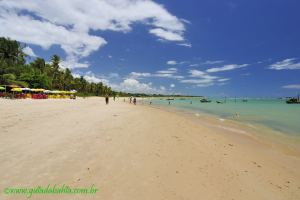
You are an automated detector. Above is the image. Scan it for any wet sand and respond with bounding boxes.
[0,97,300,200]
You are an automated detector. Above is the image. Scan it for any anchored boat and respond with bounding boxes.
[200,98,212,103]
[286,95,300,104]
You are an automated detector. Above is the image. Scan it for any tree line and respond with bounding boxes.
[0,37,113,96]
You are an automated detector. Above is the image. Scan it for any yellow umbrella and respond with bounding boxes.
[31,88,45,92]
[11,88,22,92]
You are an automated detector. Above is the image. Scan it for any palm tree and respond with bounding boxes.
[50,55,61,89]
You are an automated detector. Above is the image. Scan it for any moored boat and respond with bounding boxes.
[286,96,300,104]
[200,98,212,103]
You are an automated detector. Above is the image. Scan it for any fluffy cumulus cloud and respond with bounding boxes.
[270,58,300,70]
[112,78,165,94]
[206,64,249,73]
[74,71,168,94]
[74,71,110,85]
[282,84,300,89]
[0,0,186,68]
[23,46,37,57]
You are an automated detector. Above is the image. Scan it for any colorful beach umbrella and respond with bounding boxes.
[43,90,51,93]
[11,88,22,92]
[21,88,31,91]
[31,88,45,92]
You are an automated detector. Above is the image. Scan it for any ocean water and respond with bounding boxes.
[142,97,300,137]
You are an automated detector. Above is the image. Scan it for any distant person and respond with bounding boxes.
[168,101,171,105]
[105,95,109,105]
[133,97,136,105]
[234,112,240,118]
[123,98,125,102]
[150,101,152,105]
[190,101,192,104]
[130,97,132,103]
[113,95,116,101]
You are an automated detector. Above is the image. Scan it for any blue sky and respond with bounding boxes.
[1,0,300,96]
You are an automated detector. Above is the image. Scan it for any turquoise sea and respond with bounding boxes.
[143,97,300,137]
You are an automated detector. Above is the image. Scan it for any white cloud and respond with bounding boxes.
[180,18,191,24]
[196,83,214,87]
[167,60,177,65]
[282,84,300,89]
[181,79,215,84]
[170,83,175,88]
[83,71,110,84]
[160,86,166,91]
[177,43,192,48]
[180,69,229,88]
[218,78,230,82]
[112,78,165,94]
[154,73,184,79]
[157,68,177,74]
[129,67,183,80]
[206,64,249,73]
[0,0,186,68]
[180,79,214,88]
[149,28,184,41]
[23,46,37,57]
[189,69,218,80]
[155,68,183,79]
[202,60,224,65]
[128,72,152,79]
[270,58,300,70]
[73,71,119,86]
[61,59,90,69]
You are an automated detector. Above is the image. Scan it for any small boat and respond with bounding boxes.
[286,95,300,104]
[200,98,211,103]
[242,99,248,102]
[216,101,223,104]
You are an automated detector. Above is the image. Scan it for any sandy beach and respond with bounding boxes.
[1,97,300,200]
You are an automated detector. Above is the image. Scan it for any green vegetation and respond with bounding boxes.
[0,37,113,96]
[0,37,199,98]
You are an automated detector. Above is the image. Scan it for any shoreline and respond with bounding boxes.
[1,97,300,199]
[139,99,300,157]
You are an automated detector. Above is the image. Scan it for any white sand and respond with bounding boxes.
[0,97,300,200]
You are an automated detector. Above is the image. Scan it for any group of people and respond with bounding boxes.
[105,95,136,105]
[129,97,137,105]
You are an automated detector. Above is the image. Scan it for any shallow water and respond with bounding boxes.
[142,97,300,137]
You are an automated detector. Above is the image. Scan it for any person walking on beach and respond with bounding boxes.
[105,95,109,105]
[130,96,132,103]
[133,97,136,105]
[113,94,116,101]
